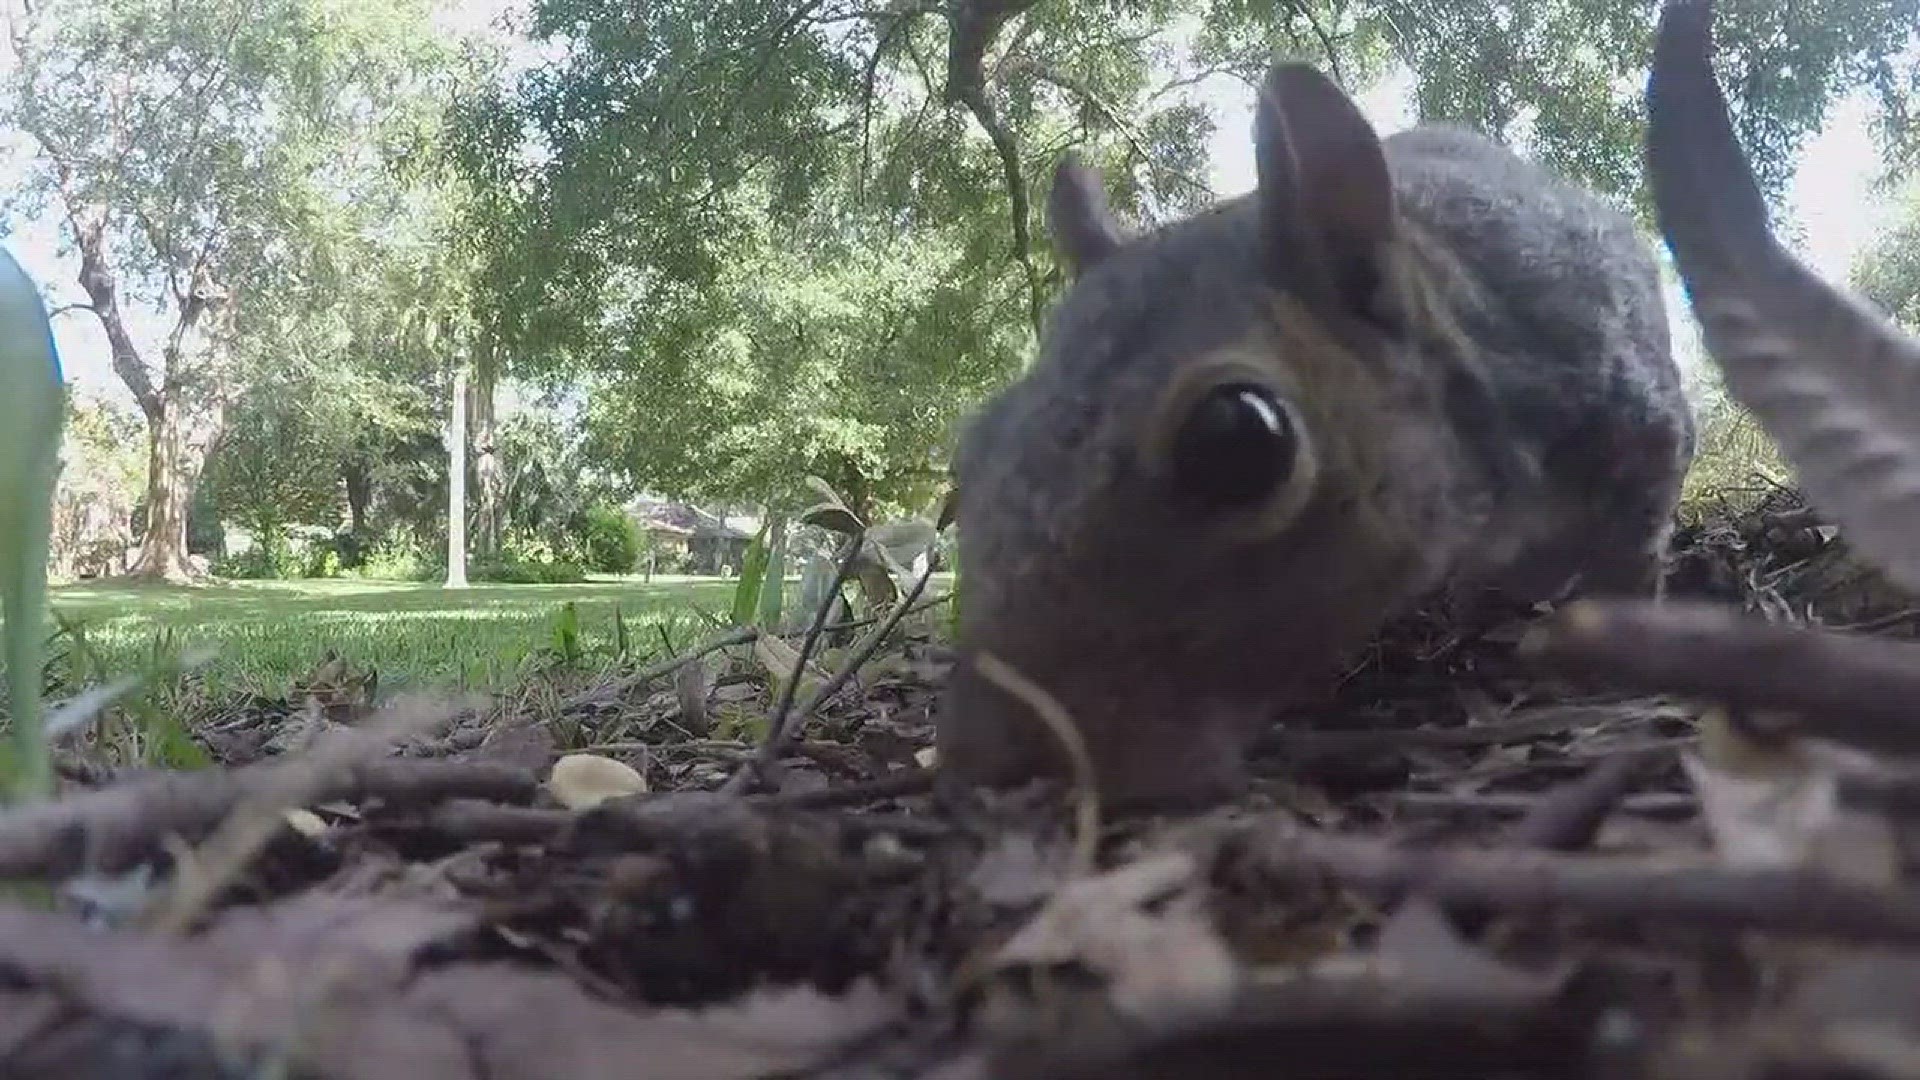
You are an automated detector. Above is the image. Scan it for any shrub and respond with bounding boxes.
[354,526,439,581]
[470,555,587,584]
[302,545,343,579]
[575,502,641,574]
[212,546,276,580]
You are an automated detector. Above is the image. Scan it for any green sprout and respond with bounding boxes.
[0,247,68,802]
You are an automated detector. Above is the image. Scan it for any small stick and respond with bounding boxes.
[723,559,938,795]
[374,801,573,845]
[753,530,868,779]
[1390,788,1693,825]
[145,693,476,932]
[819,591,952,635]
[1503,750,1672,850]
[1235,820,1920,947]
[1523,599,1920,754]
[973,653,1101,874]
[748,768,933,809]
[0,752,534,881]
[583,626,760,704]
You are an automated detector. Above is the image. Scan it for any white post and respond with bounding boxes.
[444,365,468,589]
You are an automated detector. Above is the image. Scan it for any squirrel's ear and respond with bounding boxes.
[1254,63,1396,310]
[1047,153,1126,279]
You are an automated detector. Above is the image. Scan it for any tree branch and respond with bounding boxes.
[1009,58,1215,204]
[944,0,1048,333]
[1283,0,1348,86]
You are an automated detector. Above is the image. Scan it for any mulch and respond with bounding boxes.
[7,485,1920,1079]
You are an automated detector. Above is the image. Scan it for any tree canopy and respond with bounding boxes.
[8,0,1917,580]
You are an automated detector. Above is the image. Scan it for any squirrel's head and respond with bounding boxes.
[940,63,1506,803]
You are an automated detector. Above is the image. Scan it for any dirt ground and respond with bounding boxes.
[5,484,1920,1080]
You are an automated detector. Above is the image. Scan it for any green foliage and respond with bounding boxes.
[1371,0,1920,221]
[731,522,773,627]
[547,602,584,668]
[353,526,441,582]
[47,578,739,693]
[0,248,64,801]
[575,502,643,575]
[758,514,789,630]
[579,220,1026,512]
[52,390,143,581]
[212,539,301,582]
[1679,373,1791,518]
[201,371,352,541]
[470,554,588,585]
[467,0,1918,518]
[1854,180,1920,328]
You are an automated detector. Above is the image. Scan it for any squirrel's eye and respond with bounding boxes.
[1171,382,1298,509]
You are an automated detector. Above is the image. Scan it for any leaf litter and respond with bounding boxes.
[8,491,1920,1077]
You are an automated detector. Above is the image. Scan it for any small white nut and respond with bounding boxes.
[548,753,649,809]
[914,747,939,769]
[282,809,329,838]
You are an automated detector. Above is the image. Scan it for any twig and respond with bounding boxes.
[1230,820,1920,947]
[144,694,477,932]
[988,967,1581,1080]
[576,626,759,706]
[1831,607,1920,634]
[820,591,951,635]
[371,801,571,846]
[748,767,934,809]
[1390,789,1694,824]
[722,559,939,794]
[973,653,1101,874]
[1260,707,1645,755]
[0,751,532,880]
[1503,750,1672,849]
[1522,599,1920,754]
[759,530,868,772]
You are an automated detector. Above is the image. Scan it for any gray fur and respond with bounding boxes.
[941,68,1695,804]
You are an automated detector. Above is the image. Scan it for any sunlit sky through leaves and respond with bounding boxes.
[0,0,1893,414]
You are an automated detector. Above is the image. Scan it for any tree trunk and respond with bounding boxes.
[67,208,231,583]
[127,392,222,582]
[343,457,372,537]
[471,346,502,558]
[445,367,469,589]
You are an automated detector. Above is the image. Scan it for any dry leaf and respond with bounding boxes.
[1373,899,1567,997]
[1684,712,1898,887]
[982,852,1239,1037]
[754,634,803,683]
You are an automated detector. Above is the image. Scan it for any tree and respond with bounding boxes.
[1368,0,1920,220]
[50,388,143,579]
[1854,181,1920,328]
[469,0,1918,516]
[579,203,1025,519]
[199,368,352,546]
[2,0,460,580]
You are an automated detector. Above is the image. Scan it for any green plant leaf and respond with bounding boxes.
[799,501,863,535]
[757,514,788,630]
[730,521,771,626]
[0,246,65,802]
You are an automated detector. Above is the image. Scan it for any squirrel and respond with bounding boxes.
[938,60,1697,804]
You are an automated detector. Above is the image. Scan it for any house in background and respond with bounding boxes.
[630,497,757,575]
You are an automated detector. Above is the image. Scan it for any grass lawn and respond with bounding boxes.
[46,575,746,695]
